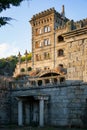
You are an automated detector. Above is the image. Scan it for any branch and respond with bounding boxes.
[0,17,12,27]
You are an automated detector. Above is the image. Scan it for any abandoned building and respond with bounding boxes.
[0,5,87,127]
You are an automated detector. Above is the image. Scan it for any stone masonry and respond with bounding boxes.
[0,6,87,128]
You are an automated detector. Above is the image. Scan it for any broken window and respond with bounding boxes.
[58,35,64,42]
[58,49,64,56]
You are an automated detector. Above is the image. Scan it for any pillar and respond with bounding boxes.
[42,79,45,86]
[49,78,52,85]
[57,77,60,84]
[39,98,44,127]
[18,100,23,126]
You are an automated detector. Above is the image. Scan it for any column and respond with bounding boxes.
[49,78,52,85]
[39,98,44,127]
[18,100,23,126]
[35,80,38,87]
[42,79,45,86]
[57,77,60,84]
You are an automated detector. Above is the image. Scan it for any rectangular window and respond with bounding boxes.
[35,41,42,48]
[44,52,50,60]
[39,28,42,34]
[35,28,42,35]
[44,39,50,46]
[44,39,48,46]
[44,26,48,32]
[44,26,51,33]
[35,41,39,48]
[36,54,41,61]
[35,29,39,35]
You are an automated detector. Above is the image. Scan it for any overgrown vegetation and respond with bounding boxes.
[0,52,32,76]
[0,55,18,76]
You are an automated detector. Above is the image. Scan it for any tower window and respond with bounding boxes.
[44,39,50,46]
[35,28,42,35]
[44,52,50,60]
[44,26,51,32]
[35,54,41,61]
[35,41,39,48]
[58,35,64,42]
[58,49,64,56]
[35,41,42,48]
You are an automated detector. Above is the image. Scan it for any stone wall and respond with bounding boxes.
[0,76,12,125]
[10,82,87,127]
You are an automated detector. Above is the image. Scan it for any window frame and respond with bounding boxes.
[44,26,51,33]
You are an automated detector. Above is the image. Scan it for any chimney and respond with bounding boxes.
[61,5,65,18]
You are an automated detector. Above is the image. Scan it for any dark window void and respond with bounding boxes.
[38,80,42,86]
[60,77,65,83]
[41,72,60,77]
[27,67,32,71]
[58,35,64,42]
[59,64,63,68]
[58,49,64,56]
[20,68,25,72]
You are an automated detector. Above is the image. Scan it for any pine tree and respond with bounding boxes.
[0,0,30,27]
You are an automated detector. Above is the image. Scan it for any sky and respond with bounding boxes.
[0,0,87,58]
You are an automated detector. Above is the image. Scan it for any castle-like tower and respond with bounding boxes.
[29,6,68,70]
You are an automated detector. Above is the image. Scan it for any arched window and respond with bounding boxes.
[20,68,25,72]
[27,67,32,71]
[58,49,64,56]
[58,35,64,42]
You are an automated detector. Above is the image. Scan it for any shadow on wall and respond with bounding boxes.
[81,99,87,127]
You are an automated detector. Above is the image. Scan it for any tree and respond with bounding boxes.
[0,0,30,27]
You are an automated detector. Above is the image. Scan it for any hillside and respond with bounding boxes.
[0,56,18,76]
[0,53,32,76]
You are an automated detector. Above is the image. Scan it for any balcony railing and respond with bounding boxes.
[12,75,65,89]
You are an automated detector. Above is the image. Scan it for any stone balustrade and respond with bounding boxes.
[12,75,65,89]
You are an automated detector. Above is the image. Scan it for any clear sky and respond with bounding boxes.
[0,0,87,58]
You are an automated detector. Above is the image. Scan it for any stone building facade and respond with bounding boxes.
[0,6,87,127]
[14,6,87,83]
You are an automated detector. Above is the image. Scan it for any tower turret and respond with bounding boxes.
[61,5,65,19]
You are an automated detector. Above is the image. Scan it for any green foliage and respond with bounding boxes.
[21,68,25,72]
[21,52,32,62]
[0,55,18,76]
[0,0,30,27]
[21,56,25,62]
[0,17,12,27]
[27,53,32,61]
[0,58,6,68]
[27,67,32,71]
[0,0,23,12]
[0,52,32,76]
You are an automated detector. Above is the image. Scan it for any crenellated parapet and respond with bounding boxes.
[65,18,87,32]
[30,7,68,27]
[30,8,56,27]
[31,7,55,20]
